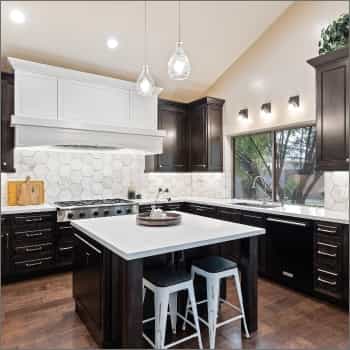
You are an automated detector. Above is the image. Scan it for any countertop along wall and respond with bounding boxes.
[205,0,349,211]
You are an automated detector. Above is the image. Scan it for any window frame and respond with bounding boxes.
[232,123,320,205]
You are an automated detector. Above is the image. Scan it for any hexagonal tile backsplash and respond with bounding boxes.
[324,172,349,212]
[1,149,347,212]
[1,149,226,205]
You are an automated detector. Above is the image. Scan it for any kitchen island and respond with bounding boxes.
[71,212,265,348]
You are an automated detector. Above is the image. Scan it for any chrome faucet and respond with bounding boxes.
[251,176,269,204]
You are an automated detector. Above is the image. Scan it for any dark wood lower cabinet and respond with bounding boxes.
[240,212,267,276]
[1,212,74,283]
[138,203,348,307]
[1,216,11,280]
[73,232,106,346]
[313,222,349,305]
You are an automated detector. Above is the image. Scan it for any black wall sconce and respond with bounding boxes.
[288,95,300,110]
[238,108,248,120]
[261,102,271,117]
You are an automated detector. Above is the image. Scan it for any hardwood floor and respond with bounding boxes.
[0,271,348,349]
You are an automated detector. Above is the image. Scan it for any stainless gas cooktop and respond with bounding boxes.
[55,198,138,222]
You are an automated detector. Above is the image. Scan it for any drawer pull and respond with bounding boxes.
[317,228,337,234]
[25,246,43,252]
[317,241,338,248]
[59,246,73,252]
[317,250,336,257]
[59,226,72,230]
[25,218,43,222]
[267,217,307,227]
[317,268,338,277]
[282,271,294,278]
[25,261,43,268]
[175,164,184,167]
[16,228,51,235]
[318,277,336,286]
[25,232,43,238]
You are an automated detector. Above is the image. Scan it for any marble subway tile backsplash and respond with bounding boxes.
[1,149,226,205]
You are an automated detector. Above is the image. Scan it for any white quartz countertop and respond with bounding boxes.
[1,204,57,215]
[135,198,349,224]
[71,212,265,260]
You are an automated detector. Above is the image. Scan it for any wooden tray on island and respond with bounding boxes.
[136,212,182,226]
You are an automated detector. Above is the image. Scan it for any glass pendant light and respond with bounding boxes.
[168,1,191,80]
[136,1,155,96]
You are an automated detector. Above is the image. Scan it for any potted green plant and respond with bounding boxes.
[318,13,349,54]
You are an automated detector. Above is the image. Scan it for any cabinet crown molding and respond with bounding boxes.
[8,57,162,94]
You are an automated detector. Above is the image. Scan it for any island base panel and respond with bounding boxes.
[240,236,258,334]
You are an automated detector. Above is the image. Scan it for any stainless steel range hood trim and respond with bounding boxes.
[12,116,165,154]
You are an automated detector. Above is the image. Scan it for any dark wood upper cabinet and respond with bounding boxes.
[188,97,224,172]
[145,99,188,172]
[1,72,15,173]
[146,96,224,173]
[1,73,15,173]
[308,48,349,171]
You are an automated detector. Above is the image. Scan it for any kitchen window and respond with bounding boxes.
[233,126,324,207]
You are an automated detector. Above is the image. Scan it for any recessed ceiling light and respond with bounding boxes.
[107,38,119,49]
[10,9,26,24]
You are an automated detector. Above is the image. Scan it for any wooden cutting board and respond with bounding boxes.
[7,177,45,206]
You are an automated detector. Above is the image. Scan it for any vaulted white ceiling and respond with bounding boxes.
[1,1,292,102]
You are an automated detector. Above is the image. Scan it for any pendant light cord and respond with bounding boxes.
[144,0,148,64]
[178,0,181,43]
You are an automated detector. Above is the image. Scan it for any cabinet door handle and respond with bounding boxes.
[267,217,307,227]
[59,226,72,230]
[317,268,338,277]
[197,164,207,168]
[317,241,338,249]
[25,261,43,268]
[318,277,336,286]
[159,164,163,168]
[6,233,9,249]
[3,161,7,166]
[346,158,349,163]
[25,246,43,252]
[59,246,73,252]
[282,271,294,278]
[74,234,102,254]
[317,250,336,257]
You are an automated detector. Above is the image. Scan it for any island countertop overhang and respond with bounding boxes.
[71,212,265,260]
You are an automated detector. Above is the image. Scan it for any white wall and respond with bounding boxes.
[206,0,349,208]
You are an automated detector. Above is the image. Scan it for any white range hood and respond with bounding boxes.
[9,58,165,154]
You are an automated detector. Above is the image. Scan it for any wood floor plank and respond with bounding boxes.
[0,272,348,349]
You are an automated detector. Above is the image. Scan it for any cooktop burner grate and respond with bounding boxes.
[55,198,132,207]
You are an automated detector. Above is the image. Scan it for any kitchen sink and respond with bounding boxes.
[233,202,281,209]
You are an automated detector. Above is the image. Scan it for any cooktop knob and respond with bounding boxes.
[67,213,74,219]
[93,211,99,216]
[126,208,132,214]
[79,212,86,218]
[104,210,110,216]
[116,209,122,214]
